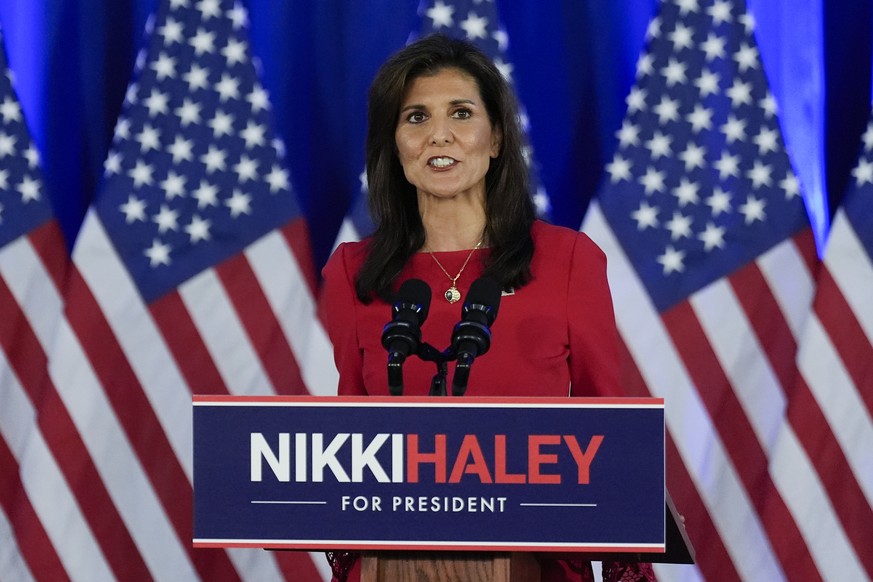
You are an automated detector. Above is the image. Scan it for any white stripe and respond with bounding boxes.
[825,214,873,339]
[226,548,285,582]
[653,562,705,582]
[332,218,362,252]
[0,504,36,582]
[584,204,785,582]
[0,350,113,581]
[799,314,873,506]
[309,550,333,581]
[72,212,194,479]
[178,268,274,396]
[246,230,338,395]
[757,237,815,338]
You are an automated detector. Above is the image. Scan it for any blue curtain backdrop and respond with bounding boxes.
[0,0,869,270]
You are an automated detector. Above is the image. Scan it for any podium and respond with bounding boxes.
[192,395,694,580]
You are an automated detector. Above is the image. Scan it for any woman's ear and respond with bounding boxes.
[490,127,503,158]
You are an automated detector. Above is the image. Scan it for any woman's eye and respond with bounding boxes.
[453,108,472,119]
[406,111,427,123]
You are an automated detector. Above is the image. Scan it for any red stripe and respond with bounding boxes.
[0,276,151,580]
[150,290,229,396]
[0,435,70,582]
[661,302,819,581]
[272,551,325,582]
[280,218,318,294]
[215,253,309,395]
[63,267,242,582]
[793,227,820,277]
[815,266,873,415]
[618,337,739,580]
[29,220,70,291]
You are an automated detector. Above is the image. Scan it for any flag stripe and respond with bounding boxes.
[825,215,873,338]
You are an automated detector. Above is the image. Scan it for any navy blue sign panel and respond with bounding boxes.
[193,396,665,553]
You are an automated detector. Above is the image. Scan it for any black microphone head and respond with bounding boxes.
[396,278,432,324]
[463,276,501,325]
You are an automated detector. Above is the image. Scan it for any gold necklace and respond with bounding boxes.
[428,241,482,303]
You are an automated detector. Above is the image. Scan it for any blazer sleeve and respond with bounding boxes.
[320,243,367,396]
[567,232,623,397]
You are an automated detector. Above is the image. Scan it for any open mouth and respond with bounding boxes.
[428,157,457,168]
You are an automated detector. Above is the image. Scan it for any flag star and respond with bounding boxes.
[636,53,655,78]
[129,160,155,187]
[669,23,694,50]
[151,53,177,80]
[707,0,733,25]
[153,204,180,233]
[720,115,747,144]
[104,152,123,175]
[160,171,187,199]
[265,165,290,192]
[639,166,667,194]
[753,127,779,155]
[241,120,266,148]
[136,124,162,152]
[144,239,172,267]
[494,58,514,83]
[739,195,767,224]
[657,245,686,275]
[158,17,184,44]
[678,142,707,172]
[125,82,139,106]
[359,169,368,193]
[760,93,778,117]
[713,151,740,179]
[533,187,551,217]
[694,69,720,97]
[686,104,713,132]
[645,131,673,159]
[24,145,39,168]
[120,195,148,223]
[190,28,216,55]
[184,63,211,91]
[700,33,726,61]
[228,3,249,29]
[0,132,17,157]
[221,38,248,66]
[0,169,7,189]
[653,95,681,124]
[706,188,732,215]
[698,222,726,251]
[851,158,873,186]
[272,137,286,158]
[746,161,772,188]
[606,153,633,183]
[460,12,489,40]
[114,118,132,141]
[226,188,252,217]
[626,87,648,113]
[185,215,212,243]
[676,0,699,15]
[666,211,693,240]
[672,178,700,206]
[144,89,170,116]
[493,28,509,51]
[200,145,227,173]
[169,0,190,8]
[734,43,759,73]
[247,85,270,112]
[175,98,202,126]
[616,120,641,147]
[646,16,662,41]
[726,79,753,107]
[17,176,41,202]
[168,135,194,163]
[208,110,235,137]
[863,124,873,151]
[215,74,241,102]
[233,154,258,182]
[631,201,659,230]
[193,180,219,208]
[661,58,688,87]
[196,0,222,19]
[780,172,800,199]
[427,0,455,28]
[739,12,756,33]
[0,97,22,122]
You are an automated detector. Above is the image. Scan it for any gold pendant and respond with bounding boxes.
[445,286,461,303]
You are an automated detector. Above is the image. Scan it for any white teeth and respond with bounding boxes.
[429,157,455,168]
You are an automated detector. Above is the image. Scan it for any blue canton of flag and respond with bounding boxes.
[99,0,300,303]
[600,0,808,311]
[0,28,52,247]
[846,123,873,256]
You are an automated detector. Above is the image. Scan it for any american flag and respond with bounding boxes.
[333,0,550,246]
[581,0,871,579]
[4,0,335,579]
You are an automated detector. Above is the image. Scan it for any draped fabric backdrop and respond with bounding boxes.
[0,1,872,581]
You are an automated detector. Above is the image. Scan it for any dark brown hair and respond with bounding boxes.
[355,34,535,302]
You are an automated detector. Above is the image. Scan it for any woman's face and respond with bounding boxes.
[394,67,500,204]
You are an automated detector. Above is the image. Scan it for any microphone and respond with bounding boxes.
[450,276,501,396]
[381,278,431,395]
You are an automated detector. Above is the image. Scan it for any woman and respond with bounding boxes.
[321,34,655,582]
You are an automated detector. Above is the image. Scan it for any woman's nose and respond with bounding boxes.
[430,119,453,145]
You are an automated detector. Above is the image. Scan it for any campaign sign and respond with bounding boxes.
[193,396,665,553]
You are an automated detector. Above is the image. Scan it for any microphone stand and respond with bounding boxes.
[416,343,456,397]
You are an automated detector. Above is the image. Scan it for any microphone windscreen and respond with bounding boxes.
[397,278,432,323]
[464,276,501,322]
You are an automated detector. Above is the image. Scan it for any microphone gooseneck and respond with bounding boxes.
[450,276,501,396]
[381,278,432,395]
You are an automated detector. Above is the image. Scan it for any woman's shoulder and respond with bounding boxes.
[531,220,604,257]
[323,238,371,278]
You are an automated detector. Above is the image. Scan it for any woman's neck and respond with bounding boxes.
[419,193,486,252]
